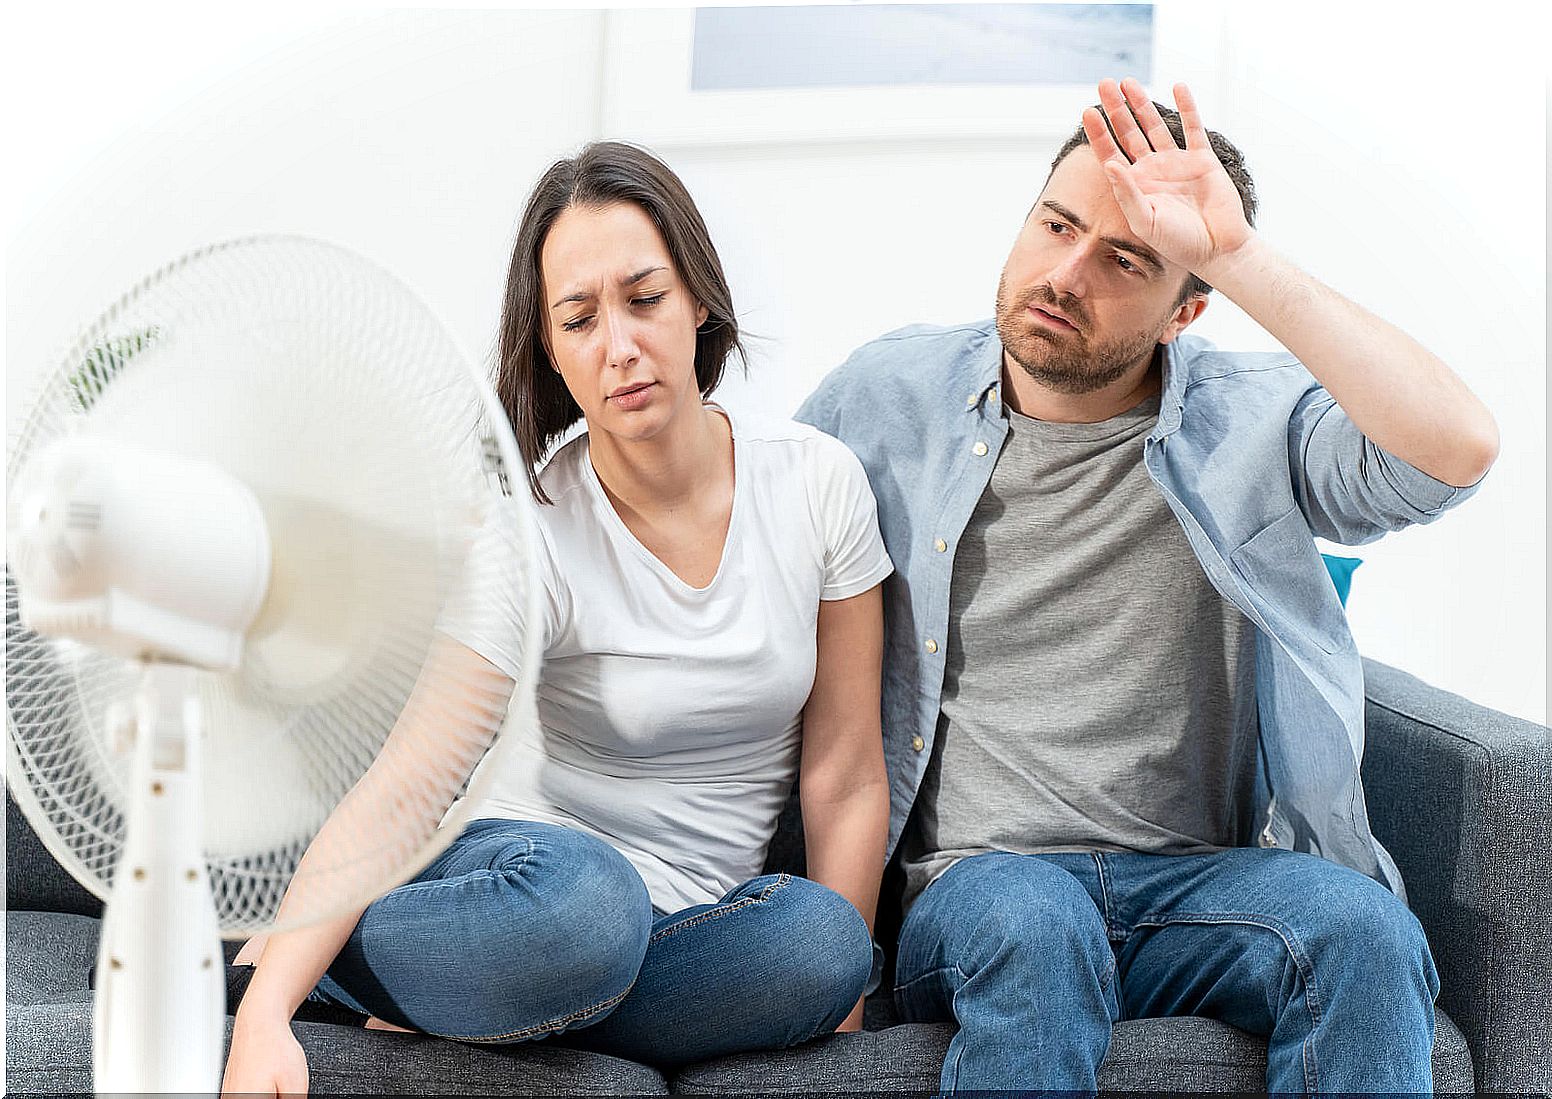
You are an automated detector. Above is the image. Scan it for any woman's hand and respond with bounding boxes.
[221,1011,309,1098]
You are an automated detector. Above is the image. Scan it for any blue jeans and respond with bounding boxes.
[311,818,872,1066]
[894,848,1439,1094]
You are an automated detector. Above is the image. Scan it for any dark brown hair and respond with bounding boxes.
[496,141,745,504]
[1048,100,1257,305]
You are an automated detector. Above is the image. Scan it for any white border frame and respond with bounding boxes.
[600,2,1226,149]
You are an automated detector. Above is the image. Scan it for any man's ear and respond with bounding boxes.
[1158,294,1208,345]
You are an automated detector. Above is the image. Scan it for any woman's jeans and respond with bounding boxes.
[894,847,1439,1095]
[310,818,873,1066]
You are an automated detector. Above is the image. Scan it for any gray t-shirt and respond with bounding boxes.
[900,392,1259,910]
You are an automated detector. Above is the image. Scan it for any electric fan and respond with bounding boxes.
[5,235,542,1090]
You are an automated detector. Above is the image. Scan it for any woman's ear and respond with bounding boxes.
[695,300,710,329]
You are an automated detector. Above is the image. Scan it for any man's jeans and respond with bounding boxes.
[310,818,872,1066]
[894,847,1439,1094]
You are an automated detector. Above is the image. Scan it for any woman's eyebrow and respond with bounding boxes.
[550,266,668,310]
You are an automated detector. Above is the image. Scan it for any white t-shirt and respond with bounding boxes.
[439,407,893,913]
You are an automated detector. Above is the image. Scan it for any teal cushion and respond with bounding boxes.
[1321,554,1362,606]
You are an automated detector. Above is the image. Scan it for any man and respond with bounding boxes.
[796,78,1498,1093]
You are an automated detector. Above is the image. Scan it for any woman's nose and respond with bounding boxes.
[601,307,641,370]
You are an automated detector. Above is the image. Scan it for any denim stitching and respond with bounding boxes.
[1092,853,1122,941]
[433,975,639,1044]
[646,872,792,945]
[940,965,973,1093]
[1131,911,1322,1093]
[386,831,538,898]
[892,963,968,999]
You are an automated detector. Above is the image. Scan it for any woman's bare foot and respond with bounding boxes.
[365,1016,416,1033]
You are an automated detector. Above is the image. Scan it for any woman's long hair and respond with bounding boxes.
[496,141,745,504]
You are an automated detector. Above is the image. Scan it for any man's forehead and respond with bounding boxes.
[1038,147,1126,221]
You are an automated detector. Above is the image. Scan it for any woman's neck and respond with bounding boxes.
[587,400,732,517]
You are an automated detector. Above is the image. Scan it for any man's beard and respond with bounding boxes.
[995,275,1167,395]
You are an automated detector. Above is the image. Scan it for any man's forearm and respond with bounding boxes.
[1196,236,1499,487]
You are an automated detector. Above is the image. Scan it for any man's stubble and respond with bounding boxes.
[995,273,1170,396]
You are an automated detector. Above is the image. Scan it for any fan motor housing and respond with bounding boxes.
[10,437,272,671]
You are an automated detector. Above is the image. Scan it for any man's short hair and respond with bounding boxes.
[1049,101,1257,305]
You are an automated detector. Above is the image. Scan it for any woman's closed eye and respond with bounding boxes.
[561,293,669,333]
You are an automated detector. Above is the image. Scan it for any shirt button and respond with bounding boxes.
[925,638,939,654]
[972,441,989,456]
[989,388,999,402]
[966,393,978,407]
[911,735,926,753]
[934,538,947,553]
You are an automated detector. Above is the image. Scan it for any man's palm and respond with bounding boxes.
[1082,78,1252,271]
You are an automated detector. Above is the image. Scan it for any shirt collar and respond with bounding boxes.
[963,324,1189,434]
[1156,339,1188,436]
[962,322,1006,414]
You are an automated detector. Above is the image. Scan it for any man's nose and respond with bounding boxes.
[602,305,641,370]
[1045,246,1093,299]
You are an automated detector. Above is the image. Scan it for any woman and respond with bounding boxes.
[222,142,892,1093]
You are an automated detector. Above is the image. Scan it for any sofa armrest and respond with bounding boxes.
[1359,658,1551,1095]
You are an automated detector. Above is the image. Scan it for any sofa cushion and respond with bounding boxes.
[4,1000,671,1095]
[6,911,100,1004]
[671,1010,1474,1093]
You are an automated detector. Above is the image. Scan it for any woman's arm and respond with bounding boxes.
[798,584,890,1034]
[222,634,514,1096]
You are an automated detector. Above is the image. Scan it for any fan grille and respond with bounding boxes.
[6,236,537,934]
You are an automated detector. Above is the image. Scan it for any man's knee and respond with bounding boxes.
[1273,856,1438,1001]
[916,854,1111,972]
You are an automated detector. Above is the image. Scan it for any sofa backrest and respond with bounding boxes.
[6,789,104,918]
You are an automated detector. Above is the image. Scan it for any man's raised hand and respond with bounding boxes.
[1081,78,1253,275]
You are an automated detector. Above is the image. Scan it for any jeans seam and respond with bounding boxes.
[892,963,968,999]
[941,964,973,1093]
[1092,853,1120,940]
[435,974,640,1044]
[1132,910,1322,1093]
[390,831,538,898]
[646,872,792,945]
[384,857,536,900]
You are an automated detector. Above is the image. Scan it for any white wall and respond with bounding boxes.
[6,8,606,424]
[5,3,1545,724]
[657,1,1549,726]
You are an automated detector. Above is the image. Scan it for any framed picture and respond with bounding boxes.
[601,3,1226,148]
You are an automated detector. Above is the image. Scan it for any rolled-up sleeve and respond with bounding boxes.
[1289,385,1485,545]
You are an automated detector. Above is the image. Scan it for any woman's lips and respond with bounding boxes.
[607,381,656,410]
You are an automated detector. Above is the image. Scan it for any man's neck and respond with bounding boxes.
[1001,348,1164,423]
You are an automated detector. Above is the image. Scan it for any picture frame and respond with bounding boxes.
[600,3,1226,149]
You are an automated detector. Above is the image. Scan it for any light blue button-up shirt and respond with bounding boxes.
[796,319,1481,897]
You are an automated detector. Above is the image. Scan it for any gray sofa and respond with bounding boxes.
[8,659,1549,1095]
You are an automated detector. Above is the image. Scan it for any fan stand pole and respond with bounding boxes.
[92,661,226,1091]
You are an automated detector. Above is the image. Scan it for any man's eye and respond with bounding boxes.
[562,315,593,332]
[1046,222,1069,235]
[1116,255,1137,272]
